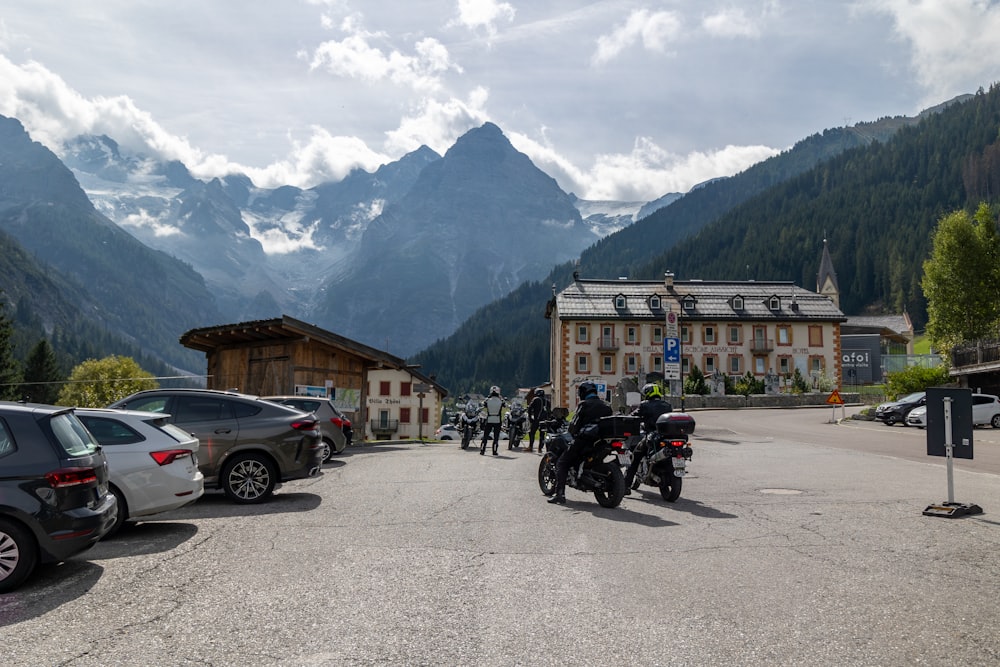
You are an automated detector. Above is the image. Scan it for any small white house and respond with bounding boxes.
[365,367,449,441]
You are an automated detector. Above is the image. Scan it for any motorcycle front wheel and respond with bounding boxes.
[538,454,557,496]
[592,461,626,508]
[658,465,682,502]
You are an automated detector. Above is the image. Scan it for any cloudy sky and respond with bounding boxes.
[2,0,999,201]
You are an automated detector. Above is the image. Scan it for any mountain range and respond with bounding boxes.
[0,88,982,389]
[60,122,656,357]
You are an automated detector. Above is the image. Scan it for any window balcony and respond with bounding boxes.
[750,338,775,353]
[597,336,619,351]
[370,419,399,435]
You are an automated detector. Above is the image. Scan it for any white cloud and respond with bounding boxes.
[307,24,459,91]
[592,9,682,65]
[453,0,517,37]
[383,87,491,155]
[120,208,181,238]
[511,131,779,201]
[244,127,390,189]
[702,7,762,38]
[862,0,1000,105]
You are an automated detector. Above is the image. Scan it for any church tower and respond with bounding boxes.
[816,239,839,308]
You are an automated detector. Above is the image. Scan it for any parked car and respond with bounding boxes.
[874,392,926,425]
[76,408,204,536]
[435,424,460,440]
[262,396,349,461]
[906,393,1000,429]
[0,402,117,592]
[108,389,323,504]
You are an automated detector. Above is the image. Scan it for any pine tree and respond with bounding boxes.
[0,295,22,400]
[19,339,64,404]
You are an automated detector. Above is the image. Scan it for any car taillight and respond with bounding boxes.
[150,449,192,466]
[330,417,344,428]
[45,467,98,488]
[291,418,319,431]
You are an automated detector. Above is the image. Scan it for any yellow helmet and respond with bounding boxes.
[641,383,663,400]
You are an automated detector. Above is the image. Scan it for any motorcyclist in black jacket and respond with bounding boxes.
[548,381,613,504]
[526,388,546,453]
[624,382,673,492]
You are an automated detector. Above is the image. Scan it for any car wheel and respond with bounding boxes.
[320,438,334,462]
[105,485,129,538]
[221,453,277,504]
[0,517,38,593]
[884,415,897,426]
[992,414,1000,429]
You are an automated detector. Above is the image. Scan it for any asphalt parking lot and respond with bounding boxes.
[2,407,999,666]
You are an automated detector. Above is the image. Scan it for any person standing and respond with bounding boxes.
[526,388,546,453]
[480,386,506,456]
[548,382,612,504]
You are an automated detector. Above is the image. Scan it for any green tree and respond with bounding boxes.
[56,355,159,408]
[885,365,951,399]
[19,339,64,404]
[922,203,1000,352]
[684,365,708,395]
[0,295,22,400]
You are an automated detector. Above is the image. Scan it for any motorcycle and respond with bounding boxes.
[537,410,632,508]
[623,412,695,502]
[504,401,528,449]
[457,401,481,449]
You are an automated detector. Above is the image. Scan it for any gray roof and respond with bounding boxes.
[553,278,846,322]
[843,314,913,338]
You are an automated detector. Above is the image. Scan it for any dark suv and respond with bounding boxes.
[874,391,926,426]
[109,389,323,503]
[0,402,117,592]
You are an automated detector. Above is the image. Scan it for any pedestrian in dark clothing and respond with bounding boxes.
[548,382,612,504]
[624,383,673,492]
[526,388,546,452]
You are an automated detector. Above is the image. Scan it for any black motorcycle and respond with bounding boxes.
[457,402,480,449]
[537,411,631,508]
[623,412,694,502]
[504,401,528,449]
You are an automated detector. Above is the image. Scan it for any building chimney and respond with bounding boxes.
[664,271,674,288]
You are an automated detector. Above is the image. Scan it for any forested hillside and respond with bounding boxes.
[412,90,992,395]
[640,86,1000,329]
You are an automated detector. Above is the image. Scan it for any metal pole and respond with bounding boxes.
[944,397,955,504]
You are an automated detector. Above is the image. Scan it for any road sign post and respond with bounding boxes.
[922,387,982,518]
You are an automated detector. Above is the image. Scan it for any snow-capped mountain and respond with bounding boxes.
[60,124,667,355]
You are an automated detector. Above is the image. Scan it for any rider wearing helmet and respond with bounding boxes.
[548,381,613,504]
[624,382,673,492]
[526,387,547,453]
[480,385,507,456]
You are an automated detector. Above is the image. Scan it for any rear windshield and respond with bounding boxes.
[50,412,100,457]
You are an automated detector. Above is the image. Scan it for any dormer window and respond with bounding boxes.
[614,294,627,309]
[768,296,781,310]
[649,295,661,310]
[683,296,696,311]
[732,295,744,310]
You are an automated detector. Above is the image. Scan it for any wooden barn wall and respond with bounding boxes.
[203,340,366,396]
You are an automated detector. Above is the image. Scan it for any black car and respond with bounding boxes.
[873,391,926,426]
[0,402,117,592]
[109,389,324,503]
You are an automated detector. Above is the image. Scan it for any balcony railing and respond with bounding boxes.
[951,339,1000,370]
[750,338,774,353]
[597,336,619,351]
[370,419,399,434]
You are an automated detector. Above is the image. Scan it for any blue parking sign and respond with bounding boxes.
[664,337,680,363]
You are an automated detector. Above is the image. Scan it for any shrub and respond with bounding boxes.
[885,364,951,400]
